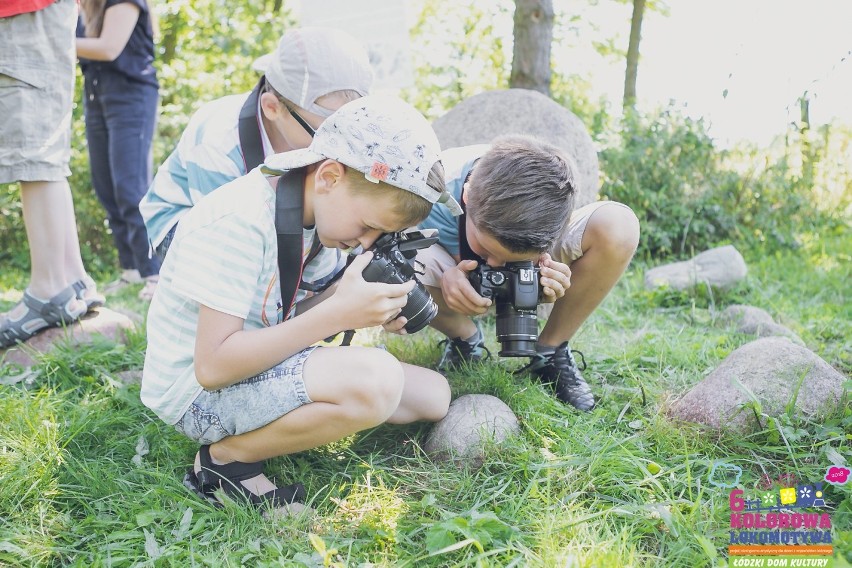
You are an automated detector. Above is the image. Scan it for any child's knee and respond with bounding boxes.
[423,373,451,422]
[589,204,640,256]
[346,349,405,425]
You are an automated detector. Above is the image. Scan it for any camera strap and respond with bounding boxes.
[239,79,306,317]
[241,82,349,339]
[239,79,324,320]
[275,170,307,317]
[457,197,486,265]
[237,77,266,173]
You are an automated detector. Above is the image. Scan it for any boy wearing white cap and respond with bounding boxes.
[140,26,373,262]
[141,95,462,512]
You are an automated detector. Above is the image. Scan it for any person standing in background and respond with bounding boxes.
[0,0,103,350]
[76,0,160,301]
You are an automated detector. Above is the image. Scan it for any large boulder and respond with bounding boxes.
[670,337,846,432]
[432,89,600,207]
[0,307,137,368]
[423,394,520,468]
[645,245,748,291]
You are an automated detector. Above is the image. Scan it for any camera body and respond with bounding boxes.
[469,261,541,356]
[361,229,439,334]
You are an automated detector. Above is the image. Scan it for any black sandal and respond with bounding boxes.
[0,286,87,349]
[182,445,305,509]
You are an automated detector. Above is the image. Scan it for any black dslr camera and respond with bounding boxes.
[361,229,440,334]
[469,261,541,357]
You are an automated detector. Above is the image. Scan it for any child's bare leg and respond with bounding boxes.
[386,363,450,424]
[60,185,87,283]
[198,347,423,496]
[539,203,640,345]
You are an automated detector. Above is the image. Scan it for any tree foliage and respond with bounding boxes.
[601,108,851,259]
[0,0,848,275]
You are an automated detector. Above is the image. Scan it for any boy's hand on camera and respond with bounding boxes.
[332,252,416,329]
[538,253,571,304]
[381,315,409,335]
[442,260,491,315]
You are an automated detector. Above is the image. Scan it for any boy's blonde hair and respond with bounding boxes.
[345,161,445,227]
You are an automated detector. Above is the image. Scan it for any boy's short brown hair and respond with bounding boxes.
[466,135,577,253]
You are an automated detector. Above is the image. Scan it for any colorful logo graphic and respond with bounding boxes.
[824,466,850,486]
[716,464,837,567]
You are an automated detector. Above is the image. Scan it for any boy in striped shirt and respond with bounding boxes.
[141,95,462,515]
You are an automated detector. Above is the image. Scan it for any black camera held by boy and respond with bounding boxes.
[361,229,440,334]
[469,261,541,357]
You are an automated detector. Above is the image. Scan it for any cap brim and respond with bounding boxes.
[262,148,326,174]
[252,53,272,73]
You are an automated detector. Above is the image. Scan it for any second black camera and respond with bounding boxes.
[469,260,541,357]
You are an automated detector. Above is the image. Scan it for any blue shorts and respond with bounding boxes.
[174,346,317,445]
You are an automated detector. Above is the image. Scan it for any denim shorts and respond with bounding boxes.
[174,346,317,445]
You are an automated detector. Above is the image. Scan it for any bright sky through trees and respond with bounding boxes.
[299,0,850,148]
[562,0,852,146]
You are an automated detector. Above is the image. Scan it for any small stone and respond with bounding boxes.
[423,394,520,469]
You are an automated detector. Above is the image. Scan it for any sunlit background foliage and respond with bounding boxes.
[0,0,849,273]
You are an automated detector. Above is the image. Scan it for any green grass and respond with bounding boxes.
[1,231,850,567]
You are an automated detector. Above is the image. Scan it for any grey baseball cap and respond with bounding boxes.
[263,94,463,216]
[253,27,374,118]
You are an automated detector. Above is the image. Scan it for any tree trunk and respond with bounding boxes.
[623,0,646,110]
[510,0,554,96]
[799,92,814,185]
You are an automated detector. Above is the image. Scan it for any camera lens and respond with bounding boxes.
[495,303,538,357]
[401,281,438,333]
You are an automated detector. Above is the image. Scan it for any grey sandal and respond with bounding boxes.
[72,277,106,310]
[0,286,87,348]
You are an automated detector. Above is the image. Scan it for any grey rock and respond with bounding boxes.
[432,89,600,207]
[423,394,520,468]
[115,370,143,385]
[718,305,804,345]
[670,337,846,431]
[645,245,748,291]
[0,307,137,368]
[719,305,774,328]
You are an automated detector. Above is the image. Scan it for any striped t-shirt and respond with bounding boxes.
[141,167,341,425]
[139,92,256,251]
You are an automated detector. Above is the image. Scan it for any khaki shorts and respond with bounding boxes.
[0,0,76,183]
[418,201,630,287]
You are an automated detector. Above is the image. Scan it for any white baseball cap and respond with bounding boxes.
[253,27,373,118]
[263,95,463,216]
